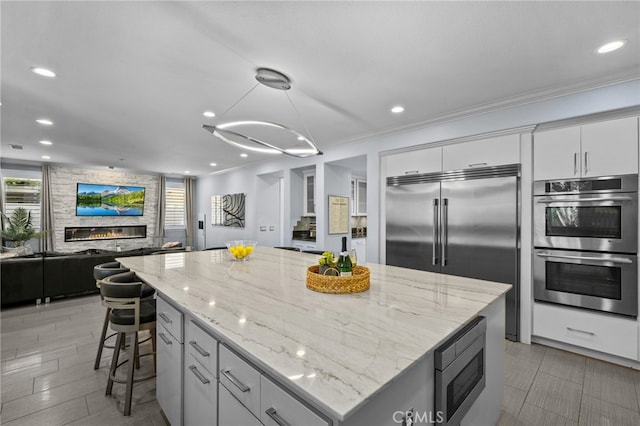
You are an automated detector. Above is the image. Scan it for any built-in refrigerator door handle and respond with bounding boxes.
[574,152,579,175]
[442,198,448,267]
[432,199,439,266]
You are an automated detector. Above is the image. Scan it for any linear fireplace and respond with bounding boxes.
[64,225,147,242]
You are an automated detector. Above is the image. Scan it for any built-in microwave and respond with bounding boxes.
[435,316,486,426]
[533,174,638,254]
[534,248,638,317]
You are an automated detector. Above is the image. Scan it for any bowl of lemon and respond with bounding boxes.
[226,240,257,261]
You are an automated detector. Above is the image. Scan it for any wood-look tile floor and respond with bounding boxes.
[499,340,640,426]
[3,295,640,425]
[1,294,165,425]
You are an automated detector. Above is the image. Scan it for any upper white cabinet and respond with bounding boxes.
[581,117,638,178]
[303,170,315,216]
[385,147,442,177]
[442,134,520,171]
[534,117,638,180]
[351,178,367,216]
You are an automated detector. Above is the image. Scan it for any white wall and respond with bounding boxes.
[195,79,640,259]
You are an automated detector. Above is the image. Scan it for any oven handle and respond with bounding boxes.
[536,196,633,203]
[536,252,633,264]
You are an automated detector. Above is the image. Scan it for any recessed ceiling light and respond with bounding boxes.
[240,153,248,158]
[203,111,216,118]
[391,105,405,113]
[41,155,51,160]
[209,162,217,167]
[36,119,53,126]
[31,67,56,78]
[184,170,191,174]
[598,40,626,54]
[39,140,53,145]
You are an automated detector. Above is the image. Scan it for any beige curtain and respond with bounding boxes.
[155,176,166,246]
[184,177,195,248]
[40,165,55,251]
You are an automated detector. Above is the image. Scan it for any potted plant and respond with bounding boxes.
[1,207,47,255]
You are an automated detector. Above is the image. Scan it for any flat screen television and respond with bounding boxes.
[76,183,145,216]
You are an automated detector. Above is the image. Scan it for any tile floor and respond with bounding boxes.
[2,295,640,425]
[1,295,164,425]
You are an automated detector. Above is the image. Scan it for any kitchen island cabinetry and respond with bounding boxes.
[120,249,509,425]
[156,296,183,426]
[534,116,638,180]
[184,320,218,426]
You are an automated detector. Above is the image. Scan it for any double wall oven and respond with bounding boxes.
[534,174,638,317]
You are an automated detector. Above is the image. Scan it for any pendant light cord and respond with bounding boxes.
[217,82,261,120]
[285,91,317,145]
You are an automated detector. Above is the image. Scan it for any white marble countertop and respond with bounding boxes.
[119,247,510,421]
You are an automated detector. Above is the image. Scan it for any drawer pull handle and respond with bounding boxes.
[221,369,250,392]
[188,365,210,385]
[189,340,210,357]
[567,327,595,336]
[468,162,487,168]
[158,332,172,345]
[158,313,172,324]
[404,170,419,175]
[265,407,291,426]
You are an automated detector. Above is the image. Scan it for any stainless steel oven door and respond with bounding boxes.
[534,249,638,317]
[534,192,637,253]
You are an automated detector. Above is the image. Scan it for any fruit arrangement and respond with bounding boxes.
[226,240,257,260]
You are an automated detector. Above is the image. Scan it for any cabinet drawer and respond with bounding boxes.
[261,376,329,426]
[385,147,442,177]
[442,134,520,171]
[219,345,261,417]
[533,303,638,360]
[157,296,183,343]
[184,354,217,426]
[219,382,262,426]
[186,319,218,377]
[157,324,182,426]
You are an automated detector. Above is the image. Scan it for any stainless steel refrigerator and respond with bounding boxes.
[386,164,520,341]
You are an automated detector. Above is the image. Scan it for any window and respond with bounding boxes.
[3,177,42,231]
[211,195,223,225]
[165,181,185,227]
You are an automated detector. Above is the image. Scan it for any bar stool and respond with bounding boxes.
[93,262,155,370]
[101,271,157,416]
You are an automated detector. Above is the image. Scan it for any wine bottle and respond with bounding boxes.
[337,236,352,277]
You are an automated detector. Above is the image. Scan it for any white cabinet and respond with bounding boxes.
[293,241,316,251]
[184,354,217,426]
[352,238,367,265]
[261,376,329,426]
[442,134,520,171]
[534,117,638,180]
[303,170,315,216]
[581,117,638,177]
[219,383,262,426]
[219,345,261,418]
[157,296,184,426]
[533,302,638,360]
[184,320,218,426]
[351,178,367,216]
[385,147,442,177]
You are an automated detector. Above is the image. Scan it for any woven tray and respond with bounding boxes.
[306,265,370,294]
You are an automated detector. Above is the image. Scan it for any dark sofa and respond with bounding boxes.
[1,247,183,308]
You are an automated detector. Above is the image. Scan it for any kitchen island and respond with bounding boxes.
[119,247,510,425]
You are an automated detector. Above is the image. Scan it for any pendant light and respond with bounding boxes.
[202,68,322,158]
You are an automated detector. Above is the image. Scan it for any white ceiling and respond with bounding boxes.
[2,1,639,176]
